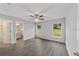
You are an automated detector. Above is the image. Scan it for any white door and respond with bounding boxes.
[2,20,12,44]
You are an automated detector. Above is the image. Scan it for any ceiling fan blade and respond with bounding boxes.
[38,4,53,14]
[39,17,44,20]
[29,15,34,17]
[39,15,44,17]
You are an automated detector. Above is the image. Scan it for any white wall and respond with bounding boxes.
[66,4,77,56]
[77,4,79,52]
[0,20,3,43]
[11,20,16,44]
[36,18,66,43]
[23,20,35,40]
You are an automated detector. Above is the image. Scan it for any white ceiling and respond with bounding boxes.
[0,3,74,22]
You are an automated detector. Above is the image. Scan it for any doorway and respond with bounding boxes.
[16,21,24,42]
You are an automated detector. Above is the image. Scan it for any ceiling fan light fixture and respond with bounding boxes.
[35,19,39,22]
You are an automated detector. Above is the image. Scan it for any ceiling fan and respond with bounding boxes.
[29,14,44,21]
[7,3,53,22]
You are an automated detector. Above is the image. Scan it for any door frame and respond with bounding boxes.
[15,20,24,43]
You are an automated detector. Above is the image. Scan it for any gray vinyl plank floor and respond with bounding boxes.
[0,38,69,56]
